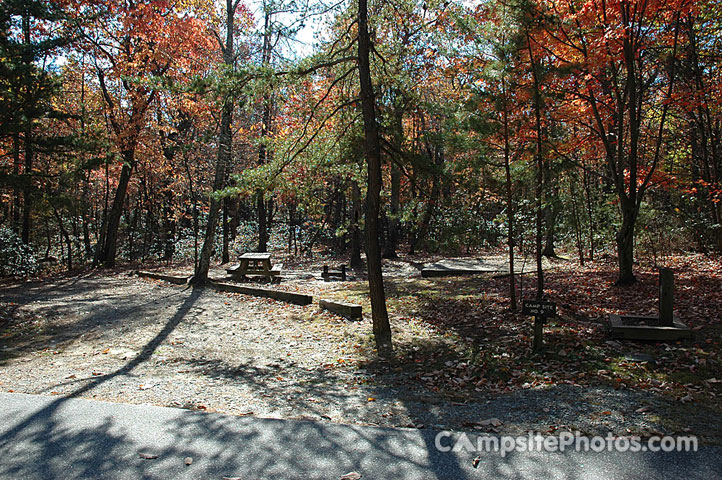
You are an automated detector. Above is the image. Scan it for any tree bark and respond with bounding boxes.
[222,198,229,263]
[502,80,516,310]
[542,198,558,258]
[358,0,392,354]
[256,9,273,253]
[20,12,32,245]
[383,164,400,259]
[616,199,638,285]
[257,191,268,252]
[350,180,362,267]
[12,133,21,235]
[408,146,442,255]
[192,0,237,284]
[99,151,134,267]
[526,31,544,299]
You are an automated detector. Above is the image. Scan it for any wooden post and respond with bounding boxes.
[659,267,674,326]
[322,265,329,282]
[533,317,544,352]
[340,264,347,281]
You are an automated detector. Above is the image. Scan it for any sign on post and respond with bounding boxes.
[522,300,556,318]
[522,299,556,353]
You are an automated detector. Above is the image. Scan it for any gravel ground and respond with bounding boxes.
[2,268,721,444]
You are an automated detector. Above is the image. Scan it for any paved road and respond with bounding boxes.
[0,393,720,479]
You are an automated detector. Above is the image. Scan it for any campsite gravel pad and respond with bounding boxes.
[1,271,721,444]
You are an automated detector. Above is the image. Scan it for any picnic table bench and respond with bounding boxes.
[322,264,347,282]
[226,252,282,283]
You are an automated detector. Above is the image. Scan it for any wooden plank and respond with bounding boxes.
[421,266,495,278]
[209,280,312,306]
[319,299,362,320]
[239,252,272,260]
[608,314,692,341]
[137,271,190,285]
[659,268,674,326]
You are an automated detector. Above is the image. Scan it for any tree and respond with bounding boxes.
[79,0,210,267]
[541,0,689,283]
[193,0,251,284]
[0,0,74,244]
[358,0,392,353]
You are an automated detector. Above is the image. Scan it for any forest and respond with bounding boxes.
[1,0,721,348]
[2,1,722,472]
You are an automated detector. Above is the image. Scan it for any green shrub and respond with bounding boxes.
[0,227,39,276]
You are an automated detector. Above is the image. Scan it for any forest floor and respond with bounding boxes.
[1,252,721,444]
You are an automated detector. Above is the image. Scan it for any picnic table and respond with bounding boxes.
[226,252,282,283]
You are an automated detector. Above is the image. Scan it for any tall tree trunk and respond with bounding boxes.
[222,198,230,263]
[12,133,21,235]
[257,191,268,252]
[582,161,595,261]
[408,146,442,256]
[256,9,273,253]
[93,158,110,266]
[616,199,638,285]
[51,205,72,270]
[163,191,176,260]
[526,31,544,299]
[383,164,400,259]
[358,0,392,354]
[569,175,585,265]
[81,171,93,257]
[21,111,33,245]
[100,151,134,267]
[183,152,199,269]
[502,81,516,310]
[350,180,362,267]
[195,104,231,283]
[193,0,237,284]
[287,202,295,254]
[20,12,32,245]
[542,196,558,258]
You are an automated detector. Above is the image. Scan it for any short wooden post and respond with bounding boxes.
[532,317,544,352]
[340,264,347,281]
[523,299,555,353]
[322,265,329,282]
[659,267,674,326]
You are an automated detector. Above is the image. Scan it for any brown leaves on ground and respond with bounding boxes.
[366,253,722,408]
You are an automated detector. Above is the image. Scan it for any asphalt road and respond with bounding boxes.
[0,393,720,479]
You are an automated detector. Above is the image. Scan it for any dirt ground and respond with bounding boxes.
[1,254,721,444]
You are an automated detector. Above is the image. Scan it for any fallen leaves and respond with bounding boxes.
[479,417,503,427]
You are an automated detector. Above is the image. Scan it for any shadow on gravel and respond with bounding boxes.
[162,355,471,477]
[0,273,188,365]
[0,286,201,477]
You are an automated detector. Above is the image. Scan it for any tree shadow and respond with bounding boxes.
[2,268,720,478]
[0,286,202,472]
[0,273,190,365]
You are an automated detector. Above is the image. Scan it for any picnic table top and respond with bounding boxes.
[239,252,272,261]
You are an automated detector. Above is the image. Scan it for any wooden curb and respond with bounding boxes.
[319,299,362,320]
[209,280,313,306]
[137,271,190,285]
[421,267,496,278]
